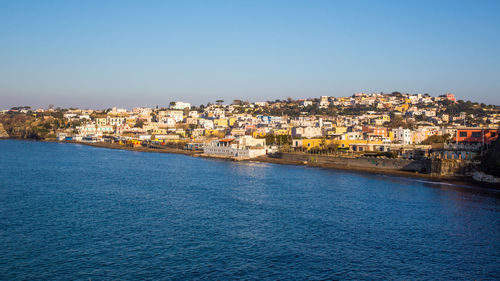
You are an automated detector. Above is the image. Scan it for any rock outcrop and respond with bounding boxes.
[472,172,500,184]
[0,123,9,138]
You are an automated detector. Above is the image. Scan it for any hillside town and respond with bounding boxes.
[2,92,499,161]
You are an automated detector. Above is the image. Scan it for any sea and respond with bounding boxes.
[0,140,499,280]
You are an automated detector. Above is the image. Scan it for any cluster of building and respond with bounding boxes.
[6,93,498,160]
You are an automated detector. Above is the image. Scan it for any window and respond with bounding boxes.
[471,132,481,138]
[459,132,467,137]
[491,132,496,137]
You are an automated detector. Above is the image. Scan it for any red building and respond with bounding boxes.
[455,128,498,145]
[445,93,456,102]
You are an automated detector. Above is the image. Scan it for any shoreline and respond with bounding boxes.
[251,155,488,188]
[2,138,497,188]
[70,140,494,188]
[67,140,200,156]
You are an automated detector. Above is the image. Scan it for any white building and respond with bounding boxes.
[168,110,184,122]
[203,136,266,159]
[96,125,114,134]
[301,100,313,107]
[159,110,184,122]
[159,117,176,127]
[392,127,413,144]
[424,110,437,117]
[319,96,330,108]
[111,107,128,113]
[116,124,132,135]
[106,117,126,126]
[199,119,214,129]
[291,126,322,138]
[254,102,268,107]
[170,102,191,110]
[77,124,97,136]
[188,111,199,118]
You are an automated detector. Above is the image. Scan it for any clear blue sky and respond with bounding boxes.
[1,0,499,109]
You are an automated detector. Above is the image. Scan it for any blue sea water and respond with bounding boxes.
[0,140,499,280]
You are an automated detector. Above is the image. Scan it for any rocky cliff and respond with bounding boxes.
[0,123,9,138]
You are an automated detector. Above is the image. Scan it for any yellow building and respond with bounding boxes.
[301,139,326,149]
[300,138,383,150]
[252,131,266,138]
[273,129,291,135]
[228,117,237,126]
[126,140,142,147]
[331,126,347,134]
[214,119,228,127]
[395,104,409,112]
[380,115,390,122]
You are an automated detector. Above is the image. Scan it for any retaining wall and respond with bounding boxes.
[276,153,425,172]
[274,153,475,175]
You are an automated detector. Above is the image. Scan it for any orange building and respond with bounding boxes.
[362,126,388,137]
[455,128,498,145]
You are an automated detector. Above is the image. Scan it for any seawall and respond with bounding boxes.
[269,153,426,172]
[257,153,487,185]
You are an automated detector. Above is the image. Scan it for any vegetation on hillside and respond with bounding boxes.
[420,134,452,145]
[0,110,79,139]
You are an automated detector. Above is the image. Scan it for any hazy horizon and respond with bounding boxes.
[1,0,499,109]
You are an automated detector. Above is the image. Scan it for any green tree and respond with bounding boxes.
[134,120,144,128]
[265,134,276,145]
[420,134,451,145]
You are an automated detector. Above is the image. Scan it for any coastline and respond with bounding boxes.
[2,138,495,188]
[251,155,487,188]
[66,140,495,188]
[67,140,200,156]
